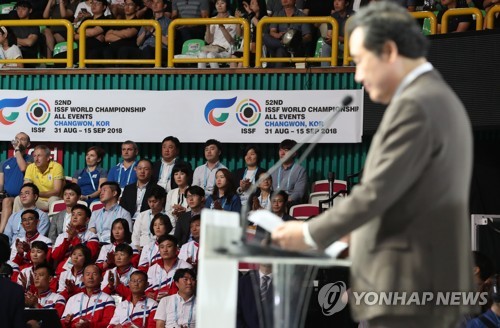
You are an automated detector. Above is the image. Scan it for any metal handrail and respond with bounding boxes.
[486,4,500,29]
[78,19,162,68]
[255,16,338,68]
[167,17,250,68]
[441,7,483,33]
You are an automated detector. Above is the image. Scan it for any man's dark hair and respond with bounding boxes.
[157,234,179,248]
[162,136,181,150]
[115,243,133,257]
[31,240,49,254]
[273,190,289,203]
[72,203,92,219]
[63,182,82,197]
[100,181,121,199]
[34,263,55,277]
[21,209,39,221]
[22,183,40,196]
[174,268,196,282]
[131,270,148,282]
[204,139,222,154]
[346,1,429,59]
[473,251,495,282]
[279,139,297,151]
[123,140,138,152]
[186,185,205,198]
[138,158,153,169]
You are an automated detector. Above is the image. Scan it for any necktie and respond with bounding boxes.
[260,275,270,301]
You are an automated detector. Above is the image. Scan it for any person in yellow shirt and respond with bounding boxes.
[13,145,64,212]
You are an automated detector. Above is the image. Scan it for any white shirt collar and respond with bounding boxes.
[392,62,433,102]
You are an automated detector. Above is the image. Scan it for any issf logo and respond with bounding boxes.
[26,98,51,126]
[236,98,261,127]
[0,96,28,125]
[204,97,237,126]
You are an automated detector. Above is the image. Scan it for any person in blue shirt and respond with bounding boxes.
[4,183,49,245]
[107,140,139,192]
[0,132,32,234]
[205,168,241,213]
[72,146,108,205]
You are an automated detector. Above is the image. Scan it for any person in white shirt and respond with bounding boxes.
[24,264,66,317]
[192,139,227,196]
[178,216,200,267]
[155,268,197,328]
[165,163,191,231]
[132,185,166,250]
[108,270,158,327]
[137,213,173,272]
[0,26,23,68]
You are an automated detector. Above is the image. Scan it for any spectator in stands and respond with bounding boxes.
[74,0,94,27]
[466,275,500,327]
[174,186,205,246]
[263,0,312,67]
[270,139,308,206]
[237,263,273,328]
[11,1,40,67]
[251,171,273,211]
[272,190,296,221]
[48,182,81,244]
[235,144,265,206]
[14,240,51,293]
[133,185,167,250]
[146,234,192,301]
[121,159,155,220]
[154,268,197,327]
[96,218,140,270]
[437,0,473,33]
[138,213,173,272]
[171,0,209,54]
[178,215,200,267]
[103,0,142,62]
[205,168,241,213]
[107,140,139,192]
[10,209,52,267]
[193,139,227,195]
[197,0,239,68]
[70,0,111,64]
[0,26,24,68]
[267,0,303,15]
[4,184,50,245]
[321,0,354,67]
[90,181,132,243]
[61,264,116,327]
[0,132,31,233]
[153,136,191,193]
[108,271,158,327]
[136,0,170,63]
[72,146,107,205]
[42,0,77,59]
[18,145,64,212]
[102,243,139,297]
[233,0,267,67]
[57,243,92,300]
[52,204,99,274]
[24,264,66,317]
[165,163,191,229]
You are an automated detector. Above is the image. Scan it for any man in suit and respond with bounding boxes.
[153,136,192,193]
[174,185,205,247]
[120,158,155,220]
[272,2,474,327]
[237,264,273,328]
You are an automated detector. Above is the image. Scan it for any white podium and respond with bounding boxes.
[197,209,351,328]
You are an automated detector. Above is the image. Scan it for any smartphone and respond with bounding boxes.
[81,8,88,14]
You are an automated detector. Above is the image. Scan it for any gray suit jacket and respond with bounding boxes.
[308,69,475,321]
[48,210,67,244]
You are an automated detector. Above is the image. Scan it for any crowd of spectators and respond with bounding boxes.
[0,0,496,68]
[0,132,313,326]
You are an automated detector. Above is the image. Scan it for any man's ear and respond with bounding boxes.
[382,40,398,63]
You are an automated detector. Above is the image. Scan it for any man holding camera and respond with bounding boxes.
[0,132,32,234]
[262,0,311,67]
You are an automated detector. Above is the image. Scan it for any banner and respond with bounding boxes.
[0,90,363,143]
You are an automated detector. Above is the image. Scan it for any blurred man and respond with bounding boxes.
[273,2,475,326]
